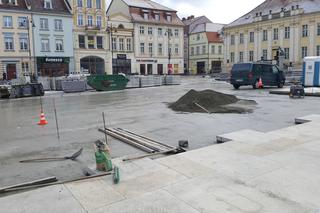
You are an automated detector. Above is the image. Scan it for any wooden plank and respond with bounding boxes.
[0,177,57,193]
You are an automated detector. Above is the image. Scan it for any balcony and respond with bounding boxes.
[85,25,101,32]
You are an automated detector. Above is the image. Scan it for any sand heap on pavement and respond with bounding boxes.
[169,89,256,114]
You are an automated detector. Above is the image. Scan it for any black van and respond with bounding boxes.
[230,63,285,89]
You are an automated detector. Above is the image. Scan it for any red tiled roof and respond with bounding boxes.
[206,32,222,43]
[25,0,71,15]
[0,0,28,11]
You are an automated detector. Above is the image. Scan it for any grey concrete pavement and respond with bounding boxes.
[1,77,320,187]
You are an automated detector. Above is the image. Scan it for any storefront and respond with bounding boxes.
[112,54,131,75]
[37,57,70,77]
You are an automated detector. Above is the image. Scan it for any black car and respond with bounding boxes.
[230,63,286,89]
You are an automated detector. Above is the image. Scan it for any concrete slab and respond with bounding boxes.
[0,185,86,213]
[65,178,124,211]
[92,189,200,213]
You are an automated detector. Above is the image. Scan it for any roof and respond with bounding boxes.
[226,0,320,28]
[25,0,72,15]
[191,23,224,34]
[183,16,212,34]
[0,0,28,11]
[122,0,175,11]
[206,32,223,43]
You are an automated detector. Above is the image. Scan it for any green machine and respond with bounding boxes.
[87,75,129,91]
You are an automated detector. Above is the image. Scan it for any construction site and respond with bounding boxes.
[1,76,320,212]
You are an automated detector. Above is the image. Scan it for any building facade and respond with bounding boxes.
[68,0,111,74]
[0,0,33,81]
[108,0,184,75]
[29,0,74,77]
[224,0,320,72]
[189,23,224,74]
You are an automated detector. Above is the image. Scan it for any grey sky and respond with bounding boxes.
[106,0,266,24]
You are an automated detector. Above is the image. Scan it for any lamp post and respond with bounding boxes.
[165,29,173,74]
[27,16,37,82]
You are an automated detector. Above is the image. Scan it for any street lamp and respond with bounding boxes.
[165,29,173,74]
[26,16,36,81]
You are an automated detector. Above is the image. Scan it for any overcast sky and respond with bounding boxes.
[106,0,265,24]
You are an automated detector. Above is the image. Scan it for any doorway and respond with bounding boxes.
[6,64,17,80]
[147,64,153,75]
[197,61,205,74]
[140,64,146,75]
[157,64,163,75]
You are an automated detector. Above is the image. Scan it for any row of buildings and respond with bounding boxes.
[1,0,320,80]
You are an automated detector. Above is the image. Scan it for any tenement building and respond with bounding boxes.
[29,0,74,77]
[68,0,110,74]
[108,0,184,75]
[0,0,33,81]
[223,0,320,71]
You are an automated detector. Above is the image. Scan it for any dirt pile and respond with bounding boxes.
[169,89,256,114]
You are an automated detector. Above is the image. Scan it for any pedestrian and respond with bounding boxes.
[2,72,7,80]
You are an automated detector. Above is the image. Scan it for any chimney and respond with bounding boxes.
[190,15,195,19]
[182,17,186,21]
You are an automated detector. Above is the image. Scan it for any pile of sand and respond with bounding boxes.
[169,89,256,114]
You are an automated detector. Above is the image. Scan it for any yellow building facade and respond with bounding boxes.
[0,8,34,81]
[68,0,111,74]
[224,0,320,72]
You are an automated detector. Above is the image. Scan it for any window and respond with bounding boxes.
[21,62,29,74]
[302,25,308,37]
[175,44,179,55]
[112,37,117,50]
[230,52,235,63]
[77,0,82,7]
[119,38,124,51]
[3,16,13,28]
[54,19,63,31]
[197,34,200,41]
[140,26,144,34]
[202,45,206,54]
[88,36,95,49]
[87,15,93,26]
[158,28,162,36]
[239,33,244,44]
[18,17,28,28]
[143,13,149,20]
[249,51,254,61]
[44,0,52,9]
[41,39,50,52]
[155,14,160,21]
[191,47,194,56]
[4,35,14,50]
[55,39,63,51]
[318,24,320,36]
[211,45,215,54]
[239,52,244,62]
[273,28,278,40]
[126,38,131,51]
[158,43,163,55]
[78,14,83,26]
[285,27,290,39]
[262,49,268,60]
[167,15,172,22]
[230,35,235,45]
[19,36,28,50]
[140,43,145,54]
[218,46,222,54]
[263,30,268,41]
[174,29,179,37]
[148,27,152,35]
[96,16,102,27]
[196,46,200,55]
[40,18,49,30]
[302,46,308,58]
[249,32,254,43]
[148,43,153,55]
[284,48,289,59]
[97,36,103,49]
[317,45,320,56]
[79,35,85,48]
[96,0,101,9]
[87,0,92,8]
[8,0,17,5]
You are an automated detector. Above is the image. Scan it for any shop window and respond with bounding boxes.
[97,36,103,49]
[88,36,95,49]
[174,64,179,74]
[79,35,85,48]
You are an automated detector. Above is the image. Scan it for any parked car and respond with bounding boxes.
[230,63,286,89]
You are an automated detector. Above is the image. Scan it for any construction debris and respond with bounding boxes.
[169,89,256,114]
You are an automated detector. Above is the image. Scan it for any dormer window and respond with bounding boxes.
[166,15,172,22]
[44,0,52,9]
[154,12,160,21]
[142,10,149,20]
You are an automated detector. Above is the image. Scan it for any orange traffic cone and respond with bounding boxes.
[258,77,263,89]
[38,112,48,126]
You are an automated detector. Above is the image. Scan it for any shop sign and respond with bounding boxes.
[37,57,70,64]
[117,54,127,59]
[136,59,158,63]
